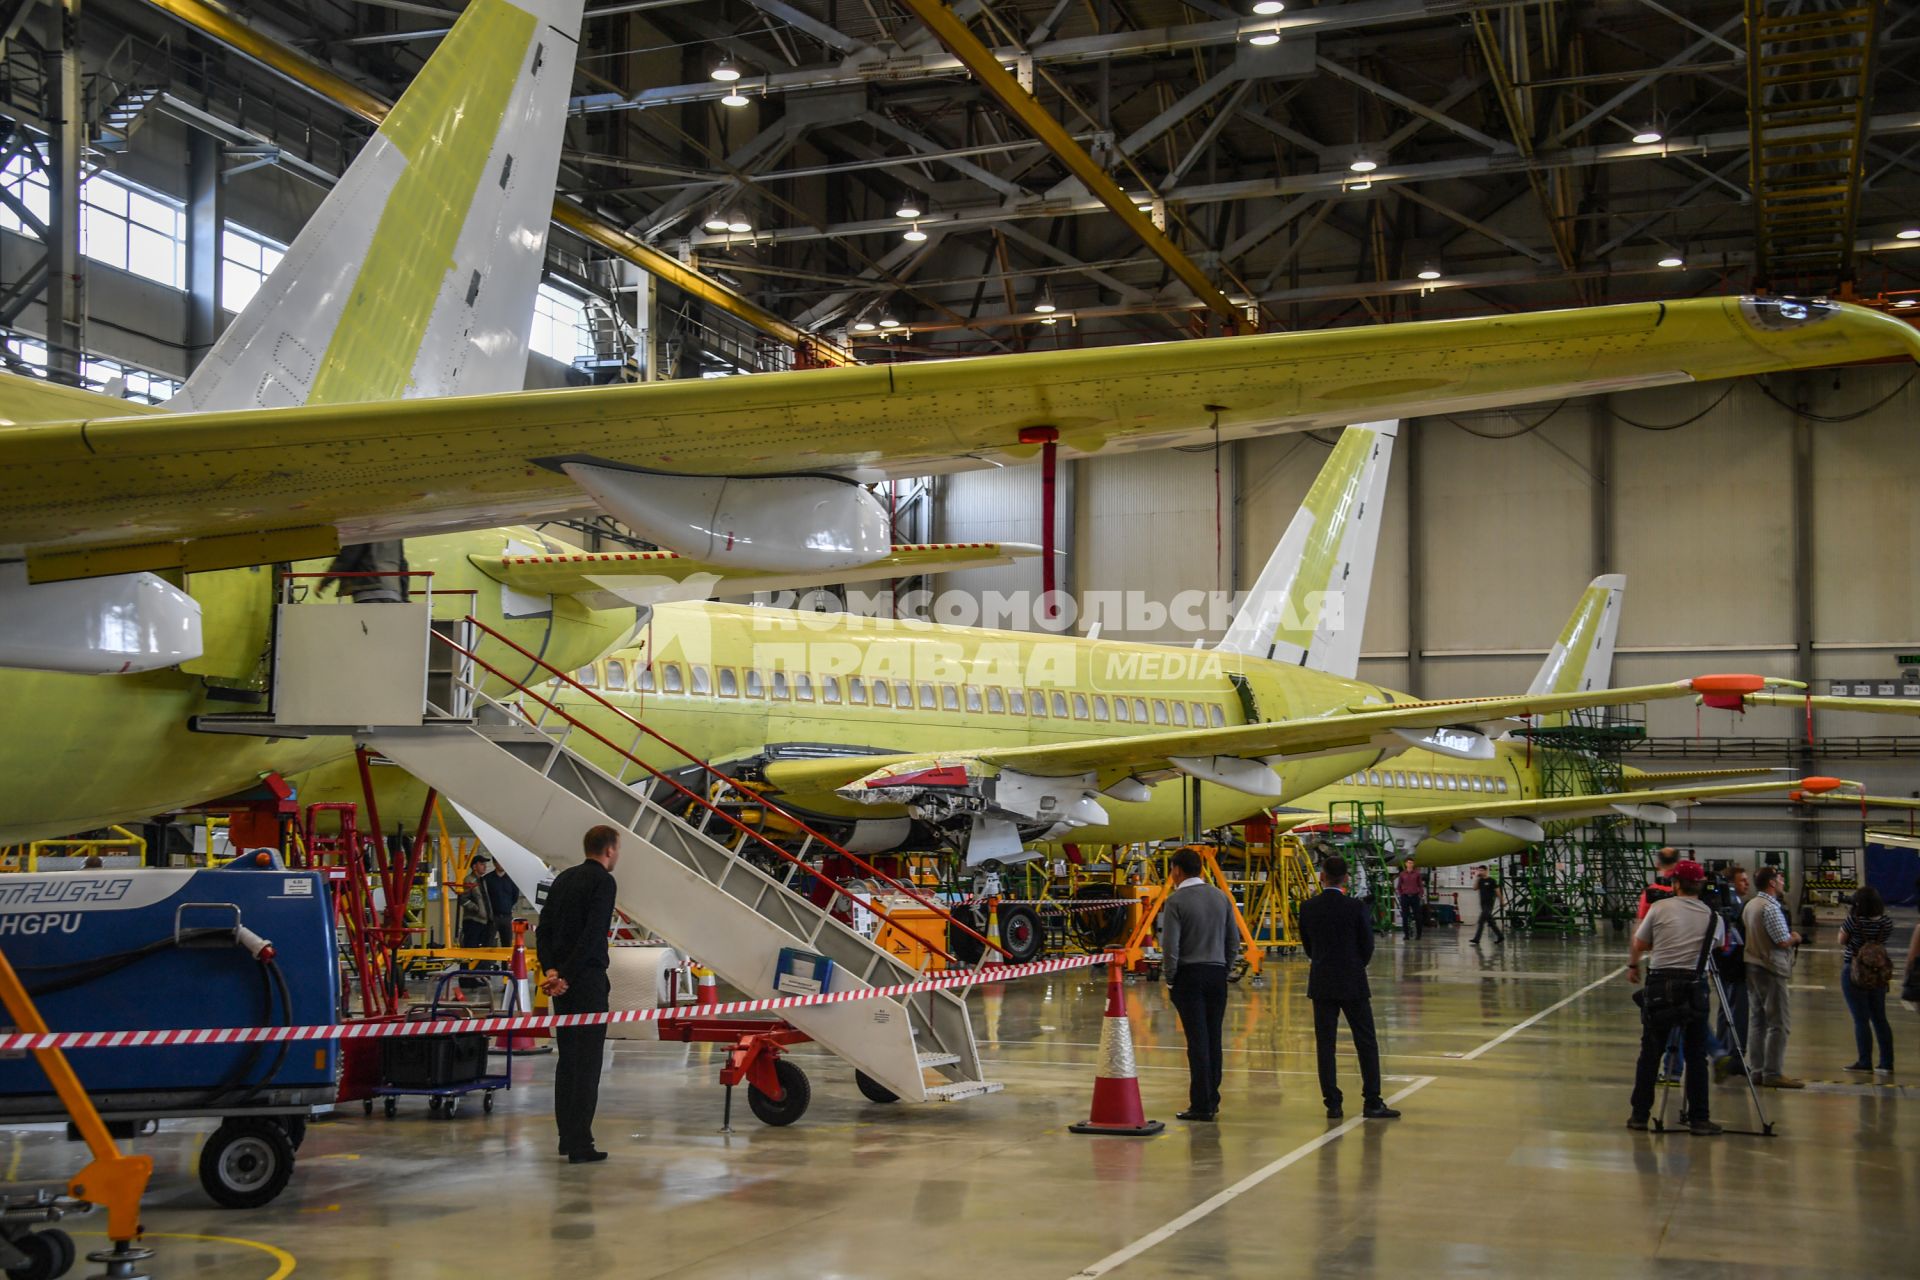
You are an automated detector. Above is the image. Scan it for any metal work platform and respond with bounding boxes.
[198,598,999,1108]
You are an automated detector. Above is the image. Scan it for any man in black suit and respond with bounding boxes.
[1297,855,1399,1121]
[535,824,621,1164]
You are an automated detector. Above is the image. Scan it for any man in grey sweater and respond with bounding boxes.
[1159,847,1238,1121]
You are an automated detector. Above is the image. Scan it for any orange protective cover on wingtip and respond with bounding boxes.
[1689,674,1767,693]
[1797,776,1845,793]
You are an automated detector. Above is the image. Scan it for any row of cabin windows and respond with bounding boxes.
[573,660,1229,729]
[1341,768,1510,795]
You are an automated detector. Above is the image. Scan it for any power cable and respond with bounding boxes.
[1610,382,1738,431]
[1755,370,1916,423]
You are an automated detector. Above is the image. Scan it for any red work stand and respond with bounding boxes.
[656,1018,815,1130]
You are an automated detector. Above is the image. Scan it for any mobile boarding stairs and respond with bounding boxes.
[197,596,999,1109]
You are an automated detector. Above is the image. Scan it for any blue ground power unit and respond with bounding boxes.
[0,857,339,1118]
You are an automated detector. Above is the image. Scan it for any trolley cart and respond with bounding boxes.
[365,970,514,1120]
[0,1187,88,1279]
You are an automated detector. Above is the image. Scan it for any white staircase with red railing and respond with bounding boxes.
[201,599,998,1107]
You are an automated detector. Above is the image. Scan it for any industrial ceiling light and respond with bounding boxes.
[710,56,741,83]
[853,318,878,332]
[1349,177,1373,192]
[902,223,928,242]
[1897,226,1920,240]
[726,215,752,233]
[894,193,923,219]
[878,313,901,328]
[1248,30,1281,45]
[721,88,749,108]
[1039,315,1059,326]
[1252,1,1285,13]
[1349,155,1379,174]
[702,212,730,232]
[1416,264,1442,281]
[1631,126,1663,145]
[1658,253,1684,268]
[1894,298,1918,309]
[1033,287,1057,314]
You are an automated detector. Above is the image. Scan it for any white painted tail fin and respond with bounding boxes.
[176,0,583,413]
[1526,574,1626,695]
[1216,421,1397,678]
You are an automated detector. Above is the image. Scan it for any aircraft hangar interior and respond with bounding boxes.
[1,0,1918,1276]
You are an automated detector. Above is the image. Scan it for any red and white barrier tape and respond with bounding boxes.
[0,952,1114,1054]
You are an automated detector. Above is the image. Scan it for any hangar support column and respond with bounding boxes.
[1404,418,1424,698]
[44,0,83,383]
[185,131,223,371]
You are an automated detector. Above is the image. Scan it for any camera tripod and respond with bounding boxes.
[1653,963,1775,1138]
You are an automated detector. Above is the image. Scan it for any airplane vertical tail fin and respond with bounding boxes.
[175,0,583,413]
[1215,421,1397,678]
[1525,575,1626,696]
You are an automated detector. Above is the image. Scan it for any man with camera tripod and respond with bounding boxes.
[1626,859,1724,1136]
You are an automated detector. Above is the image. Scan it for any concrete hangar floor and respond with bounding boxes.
[5,932,1910,1278]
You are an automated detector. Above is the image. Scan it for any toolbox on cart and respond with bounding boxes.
[380,1033,489,1088]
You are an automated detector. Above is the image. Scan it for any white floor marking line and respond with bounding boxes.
[1454,966,1625,1061]
[1069,1076,1436,1280]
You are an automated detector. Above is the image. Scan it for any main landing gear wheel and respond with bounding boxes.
[199,1118,296,1209]
[995,903,1044,964]
[747,1058,812,1126]
[855,1071,900,1104]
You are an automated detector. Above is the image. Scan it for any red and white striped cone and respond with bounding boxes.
[498,918,542,1051]
[1069,963,1164,1136]
[694,965,718,1007]
[982,897,1006,967]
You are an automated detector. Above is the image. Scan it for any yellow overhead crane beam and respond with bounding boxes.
[890,0,1252,332]
[139,0,855,367]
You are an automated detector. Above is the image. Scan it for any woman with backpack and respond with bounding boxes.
[1840,886,1896,1073]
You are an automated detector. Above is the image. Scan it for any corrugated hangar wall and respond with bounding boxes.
[938,362,1920,747]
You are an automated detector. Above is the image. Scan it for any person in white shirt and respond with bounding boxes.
[1626,860,1723,1134]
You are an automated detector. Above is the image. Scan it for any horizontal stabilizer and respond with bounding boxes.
[470,542,1039,607]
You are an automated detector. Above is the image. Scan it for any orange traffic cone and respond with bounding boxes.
[982,897,1006,967]
[497,918,543,1052]
[1069,963,1164,1136]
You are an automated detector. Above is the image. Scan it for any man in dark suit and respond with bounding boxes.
[535,824,621,1164]
[1298,855,1399,1121]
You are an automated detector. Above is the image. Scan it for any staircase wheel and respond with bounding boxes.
[854,1071,900,1104]
[746,1058,812,1127]
[3,1229,66,1280]
[947,902,989,965]
[996,904,1044,964]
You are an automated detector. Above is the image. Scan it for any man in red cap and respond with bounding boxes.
[1626,859,1724,1135]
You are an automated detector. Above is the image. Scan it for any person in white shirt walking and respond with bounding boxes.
[1741,867,1803,1089]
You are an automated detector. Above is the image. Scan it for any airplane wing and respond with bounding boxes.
[1740,692,1920,717]
[761,675,1799,801]
[1865,829,1920,850]
[1273,777,1846,843]
[471,541,1040,608]
[1629,767,1787,785]
[7,296,1918,581]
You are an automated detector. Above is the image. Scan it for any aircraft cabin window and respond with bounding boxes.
[965,686,983,713]
[1171,702,1188,727]
[1071,693,1089,720]
[717,668,738,697]
[1209,704,1225,728]
[917,683,936,710]
[745,670,764,697]
[637,663,654,693]
[576,667,596,688]
[941,685,960,711]
[821,676,841,704]
[1009,689,1027,714]
[1030,690,1047,718]
[894,680,913,708]
[871,680,889,707]
[987,687,1005,713]
[1394,771,1407,789]
[1092,696,1109,721]
[690,665,711,695]
[1152,700,1169,725]
[1368,770,1381,787]
[1190,702,1206,726]
[1133,698,1149,722]
[1114,698,1131,723]
[1497,778,1508,794]
[1052,692,1070,718]
[605,662,627,692]
[770,671,789,699]
[661,664,683,694]
[793,673,813,702]
[1445,775,1458,791]
[848,676,867,704]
